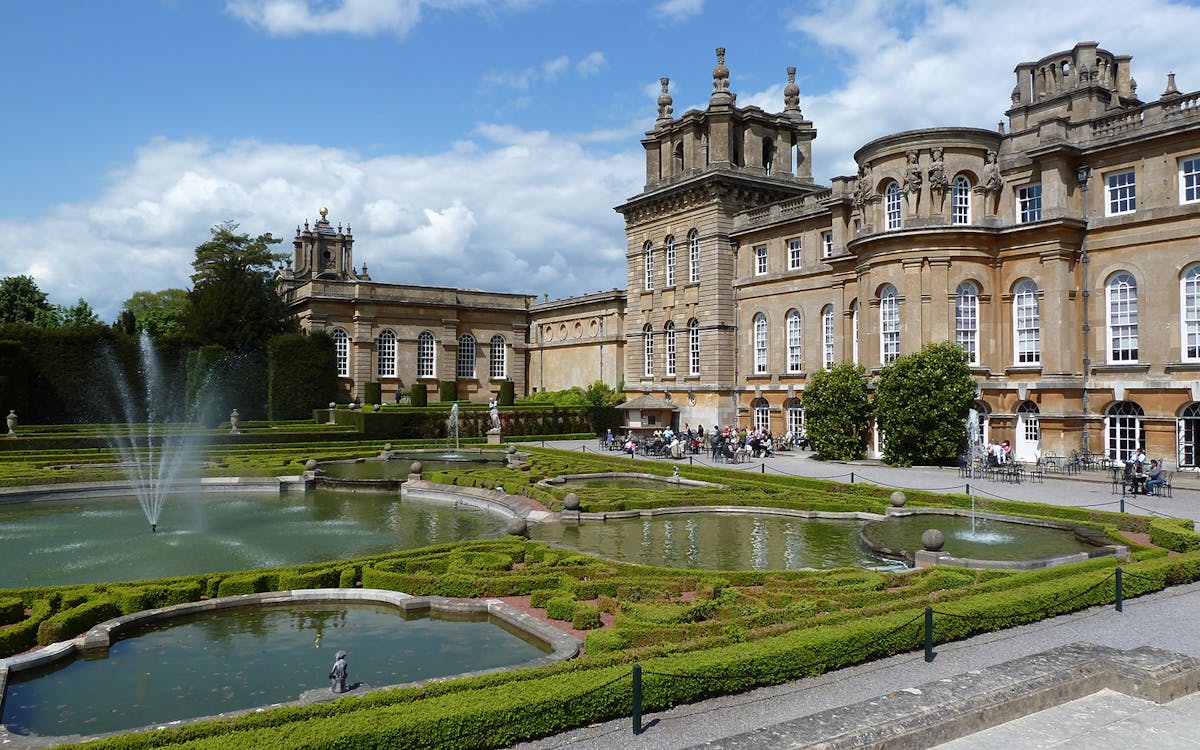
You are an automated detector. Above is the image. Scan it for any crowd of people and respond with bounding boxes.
[602,424,811,461]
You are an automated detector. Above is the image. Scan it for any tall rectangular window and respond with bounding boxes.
[665,322,676,376]
[955,283,979,365]
[457,334,476,378]
[417,331,436,378]
[885,183,902,229]
[377,330,396,377]
[952,176,971,225]
[821,231,833,259]
[643,245,654,290]
[822,306,836,369]
[1018,184,1042,223]
[755,245,768,275]
[787,238,802,270]
[665,236,676,287]
[1183,156,1200,204]
[688,319,700,376]
[1107,273,1139,362]
[786,310,802,373]
[1105,170,1136,216]
[688,231,700,283]
[643,325,654,377]
[1184,267,1200,360]
[753,314,768,374]
[880,290,899,365]
[1014,280,1041,365]
[489,336,507,378]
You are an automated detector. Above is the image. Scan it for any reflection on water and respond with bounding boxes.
[321,456,501,479]
[1,603,547,737]
[530,513,895,570]
[0,490,507,587]
[861,514,1098,561]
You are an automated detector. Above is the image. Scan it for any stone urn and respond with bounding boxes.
[921,528,945,552]
[889,491,907,507]
[5,410,15,438]
[229,409,241,435]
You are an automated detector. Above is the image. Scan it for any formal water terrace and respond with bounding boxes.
[0,486,508,588]
[538,471,725,491]
[317,449,511,483]
[0,590,577,741]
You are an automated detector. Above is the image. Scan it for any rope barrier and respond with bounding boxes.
[933,571,1116,623]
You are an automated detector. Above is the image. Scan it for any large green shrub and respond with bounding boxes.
[411,382,428,407]
[186,344,229,427]
[440,380,458,402]
[873,342,976,466]
[364,381,382,405]
[802,363,870,461]
[268,331,337,420]
[499,380,515,406]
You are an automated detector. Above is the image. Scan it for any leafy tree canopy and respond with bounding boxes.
[34,299,102,329]
[119,289,189,338]
[183,222,297,352]
[0,275,51,324]
[518,381,626,407]
[801,363,870,461]
[873,341,977,467]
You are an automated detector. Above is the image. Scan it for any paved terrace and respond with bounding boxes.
[509,440,1200,749]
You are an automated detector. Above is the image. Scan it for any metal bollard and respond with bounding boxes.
[1115,567,1124,612]
[966,483,970,496]
[850,472,855,484]
[761,462,766,474]
[1120,495,1125,513]
[924,606,935,662]
[689,456,693,465]
[632,664,643,735]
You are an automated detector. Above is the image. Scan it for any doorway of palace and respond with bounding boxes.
[1015,401,1040,462]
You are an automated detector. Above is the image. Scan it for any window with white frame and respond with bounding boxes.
[785,400,804,438]
[665,235,676,287]
[1107,272,1139,362]
[377,329,396,378]
[821,230,833,259]
[489,335,506,378]
[879,288,899,364]
[1018,184,1042,223]
[822,304,836,369]
[688,318,700,376]
[1183,264,1200,360]
[643,324,654,377]
[850,300,859,365]
[333,327,349,377]
[1183,156,1200,204]
[786,309,802,373]
[955,281,979,365]
[1105,170,1136,216]
[688,230,700,283]
[1014,279,1041,364]
[752,398,770,433]
[665,321,676,376]
[885,182,902,229]
[643,242,654,290]
[787,238,802,270]
[457,333,476,379]
[417,331,436,378]
[952,175,971,225]
[1105,401,1145,462]
[754,245,768,275]
[753,313,768,374]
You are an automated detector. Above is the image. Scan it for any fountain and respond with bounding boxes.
[965,407,981,472]
[447,403,460,452]
[99,332,201,532]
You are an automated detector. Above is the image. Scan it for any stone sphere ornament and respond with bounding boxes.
[921,528,946,552]
[506,444,517,455]
[889,491,907,507]
[410,461,423,475]
[506,516,529,537]
[563,493,580,511]
[305,459,318,472]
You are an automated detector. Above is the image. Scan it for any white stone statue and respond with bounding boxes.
[489,398,501,432]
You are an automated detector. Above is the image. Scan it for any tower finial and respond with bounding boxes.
[784,66,800,113]
[710,47,734,105]
[656,77,674,127]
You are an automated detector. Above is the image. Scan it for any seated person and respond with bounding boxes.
[761,436,774,457]
[1144,460,1164,495]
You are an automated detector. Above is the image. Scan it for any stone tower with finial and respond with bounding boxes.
[614,48,822,428]
[284,207,363,284]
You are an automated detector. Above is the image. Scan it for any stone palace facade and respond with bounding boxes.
[281,41,1200,468]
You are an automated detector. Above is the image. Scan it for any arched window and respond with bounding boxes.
[376,329,396,378]
[753,313,768,374]
[688,230,700,283]
[643,241,654,290]
[688,318,700,376]
[664,321,677,376]
[884,181,902,229]
[417,331,436,379]
[850,300,860,365]
[1015,401,1040,462]
[784,397,804,438]
[1184,265,1200,361]
[665,236,676,287]
[489,335,506,379]
[643,324,654,377]
[786,309,802,373]
[879,286,899,364]
[1105,401,1145,461]
[1107,272,1138,363]
[332,327,349,378]
[752,397,770,433]
[952,175,972,225]
[1014,279,1040,365]
[457,333,476,379]
[1179,402,1200,468]
[955,281,979,365]
[822,305,835,369]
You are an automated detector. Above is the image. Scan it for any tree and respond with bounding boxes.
[0,275,51,324]
[801,363,870,461]
[119,289,189,338]
[183,222,296,352]
[873,341,977,467]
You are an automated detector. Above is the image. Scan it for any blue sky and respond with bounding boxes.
[3,0,1199,321]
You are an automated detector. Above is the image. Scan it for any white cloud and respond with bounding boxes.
[226,0,424,36]
[652,0,703,23]
[784,0,1200,181]
[576,52,607,77]
[484,52,609,92]
[0,130,640,321]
